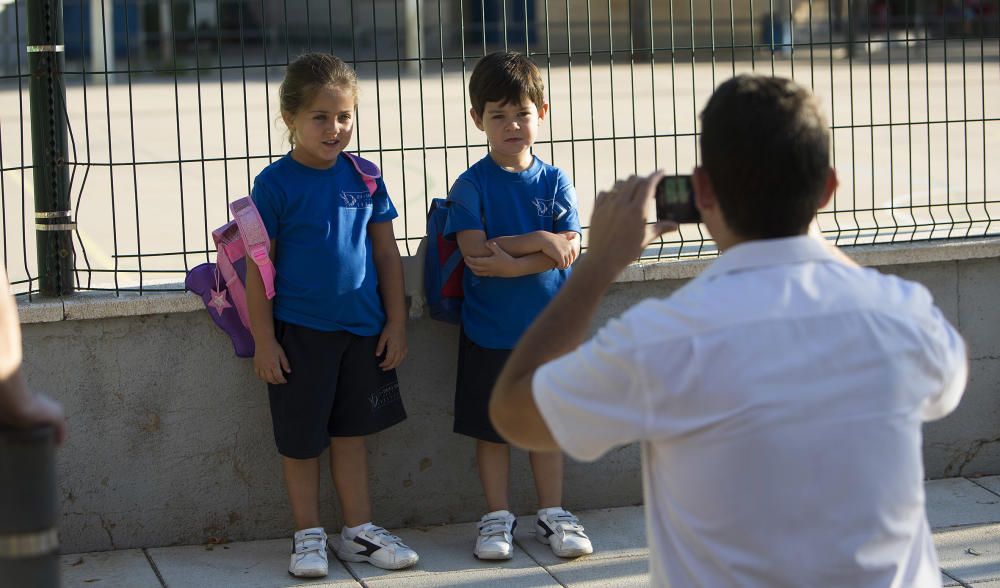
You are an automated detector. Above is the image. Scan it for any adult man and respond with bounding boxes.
[490,75,967,587]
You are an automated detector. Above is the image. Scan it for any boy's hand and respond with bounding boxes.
[376,320,408,371]
[465,242,521,277]
[540,232,578,269]
[254,336,291,385]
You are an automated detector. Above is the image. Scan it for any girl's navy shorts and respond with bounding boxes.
[453,328,512,444]
[268,320,406,459]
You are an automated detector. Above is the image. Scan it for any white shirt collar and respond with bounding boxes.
[697,235,843,282]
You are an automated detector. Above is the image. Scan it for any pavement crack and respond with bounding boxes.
[143,549,168,587]
[943,436,1000,477]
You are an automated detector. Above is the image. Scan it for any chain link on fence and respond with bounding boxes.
[0,0,997,296]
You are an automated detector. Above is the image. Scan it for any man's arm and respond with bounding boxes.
[0,265,66,443]
[490,172,675,451]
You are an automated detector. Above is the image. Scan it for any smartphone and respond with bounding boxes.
[655,175,701,224]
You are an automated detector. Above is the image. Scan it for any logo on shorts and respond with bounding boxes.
[369,381,401,410]
[341,191,372,209]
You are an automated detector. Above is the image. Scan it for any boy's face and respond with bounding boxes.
[471,98,548,165]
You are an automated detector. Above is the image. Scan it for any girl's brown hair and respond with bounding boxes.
[280,53,358,145]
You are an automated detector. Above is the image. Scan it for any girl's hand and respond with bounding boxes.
[376,320,408,371]
[465,242,521,277]
[254,336,291,384]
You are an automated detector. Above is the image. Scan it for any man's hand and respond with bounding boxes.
[465,241,521,277]
[586,172,678,272]
[253,336,291,385]
[376,320,408,371]
[540,232,579,269]
[2,388,67,445]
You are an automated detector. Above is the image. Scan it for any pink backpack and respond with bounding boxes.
[185,153,381,357]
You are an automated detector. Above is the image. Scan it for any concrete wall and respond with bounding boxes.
[18,238,1000,554]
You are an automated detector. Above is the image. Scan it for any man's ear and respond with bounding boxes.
[693,166,716,213]
[818,167,838,210]
[537,102,549,121]
[470,107,484,131]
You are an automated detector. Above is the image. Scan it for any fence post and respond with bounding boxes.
[28,0,74,297]
[0,425,60,587]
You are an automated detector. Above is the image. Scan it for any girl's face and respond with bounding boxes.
[283,84,356,169]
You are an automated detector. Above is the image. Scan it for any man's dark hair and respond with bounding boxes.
[468,52,545,117]
[700,75,831,239]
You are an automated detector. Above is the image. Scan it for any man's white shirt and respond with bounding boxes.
[533,235,967,588]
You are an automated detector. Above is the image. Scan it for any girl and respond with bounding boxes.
[245,52,417,578]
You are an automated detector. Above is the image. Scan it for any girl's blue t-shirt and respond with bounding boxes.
[444,155,582,349]
[251,153,398,335]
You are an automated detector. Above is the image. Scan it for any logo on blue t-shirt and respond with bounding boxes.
[533,198,553,216]
[341,191,373,208]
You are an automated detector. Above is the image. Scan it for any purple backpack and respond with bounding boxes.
[186,153,380,357]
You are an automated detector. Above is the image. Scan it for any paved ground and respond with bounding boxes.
[58,475,1000,587]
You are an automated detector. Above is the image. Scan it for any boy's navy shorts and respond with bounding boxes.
[268,320,406,459]
[454,329,511,444]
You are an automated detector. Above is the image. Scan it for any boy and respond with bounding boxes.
[444,51,593,560]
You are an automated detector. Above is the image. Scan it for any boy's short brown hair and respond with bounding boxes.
[468,52,545,117]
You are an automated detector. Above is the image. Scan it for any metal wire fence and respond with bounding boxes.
[2,0,998,295]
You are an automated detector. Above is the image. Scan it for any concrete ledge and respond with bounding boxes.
[17,237,1000,325]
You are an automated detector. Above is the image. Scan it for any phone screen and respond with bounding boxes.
[655,175,700,224]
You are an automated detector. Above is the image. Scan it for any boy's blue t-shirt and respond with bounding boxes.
[444,155,581,349]
[251,152,398,335]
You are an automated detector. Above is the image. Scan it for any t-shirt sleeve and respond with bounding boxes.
[532,316,648,462]
[552,170,581,234]
[920,304,968,422]
[370,177,398,224]
[444,177,484,239]
[251,179,281,239]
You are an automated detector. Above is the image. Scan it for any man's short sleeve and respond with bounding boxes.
[370,177,399,224]
[553,170,581,234]
[920,304,968,421]
[251,180,281,239]
[444,178,484,239]
[532,316,647,462]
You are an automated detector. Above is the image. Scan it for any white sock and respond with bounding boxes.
[342,522,373,539]
[539,506,566,517]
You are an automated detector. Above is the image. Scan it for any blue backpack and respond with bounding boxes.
[423,198,465,323]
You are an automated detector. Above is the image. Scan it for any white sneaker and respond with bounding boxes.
[536,508,593,558]
[288,527,328,578]
[334,524,419,570]
[474,510,517,560]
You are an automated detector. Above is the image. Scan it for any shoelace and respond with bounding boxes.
[548,513,586,535]
[478,517,512,538]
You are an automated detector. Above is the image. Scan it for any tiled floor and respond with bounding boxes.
[59,476,1000,587]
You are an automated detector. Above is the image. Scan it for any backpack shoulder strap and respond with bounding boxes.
[343,152,381,196]
[230,197,276,300]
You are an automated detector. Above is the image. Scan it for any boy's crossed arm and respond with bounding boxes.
[458,229,580,278]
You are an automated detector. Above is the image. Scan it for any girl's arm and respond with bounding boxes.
[370,221,408,371]
[246,240,290,384]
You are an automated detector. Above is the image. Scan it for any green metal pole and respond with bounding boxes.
[28,0,74,297]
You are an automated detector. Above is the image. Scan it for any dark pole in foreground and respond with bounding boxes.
[28,0,74,297]
[0,425,60,587]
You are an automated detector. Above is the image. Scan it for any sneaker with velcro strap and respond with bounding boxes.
[474,510,517,560]
[536,508,594,558]
[334,524,419,570]
[288,527,329,578]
